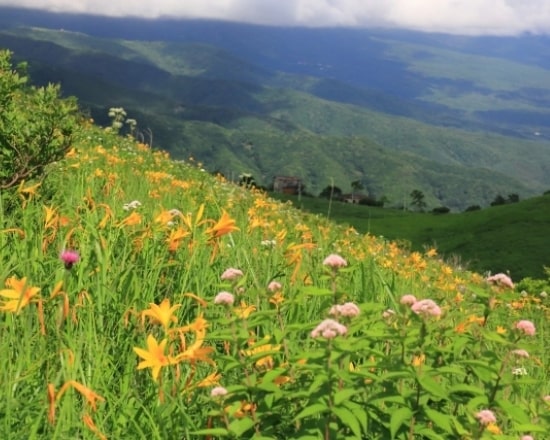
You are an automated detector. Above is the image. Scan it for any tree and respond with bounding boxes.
[490,194,507,206]
[319,185,343,199]
[0,50,79,190]
[410,189,426,211]
[238,173,256,188]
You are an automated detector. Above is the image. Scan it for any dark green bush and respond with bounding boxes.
[0,50,79,190]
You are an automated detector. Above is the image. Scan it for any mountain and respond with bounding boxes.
[1,7,550,210]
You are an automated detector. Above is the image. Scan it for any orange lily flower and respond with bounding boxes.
[134,334,175,381]
[206,210,239,239]
[141,299,181,330]
[57,380,105,411]
[118,211,141,227]
[0,276,41,313]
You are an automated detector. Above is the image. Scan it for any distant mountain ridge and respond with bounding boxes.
[1,6,550,210]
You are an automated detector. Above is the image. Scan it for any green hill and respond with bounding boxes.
[1,25,549,211]
[274,193,550,279]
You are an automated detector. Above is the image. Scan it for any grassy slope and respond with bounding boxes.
[274,193,550,280]
[1,27,550,210]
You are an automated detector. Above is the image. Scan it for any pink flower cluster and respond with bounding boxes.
[411,299,442,318]
[398,294,441,318]
[210,386,228,397]
[400,294,417,305]
[521,436,534,440]
[487,273,514,289]
[323,254,347,269]
[267,281,282,292]
[515,320,536,336]
[475,409,497,425]
[329,302,360,318]
[221,268,243,281]
[214,291,235,306]
[511,349,529,358]
[311,319,347,339]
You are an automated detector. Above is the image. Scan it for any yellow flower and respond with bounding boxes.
[234,301,256,319]
[141,299,181,330]
[206,210,240,239]
[242,340,281,369]
[269,292,285,307]
[134,334,174,381]
[0,277,41,313]
[485,422,502,435]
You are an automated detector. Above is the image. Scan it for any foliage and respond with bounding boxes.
[410,189,427,211]
[273,192,550,280]
[2,28,550,210]
[319,185,343,199]
[0,112,548,439]
[0,50,78,190]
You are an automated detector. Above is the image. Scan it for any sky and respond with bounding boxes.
[1,0,550,36]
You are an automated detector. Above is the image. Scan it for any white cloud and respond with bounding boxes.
[1,0,549,35]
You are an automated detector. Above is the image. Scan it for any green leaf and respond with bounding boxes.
[332,405,362,438]
[334,388,359,406]
[423,407,454,434]
[191,428,230,436]
[228,417,256,437]
[300,286,333,296]
[416,374,448,399]
[390,407,412,439]
[495,399,530,424]
[294,402,328,420]
[513,423,549,433]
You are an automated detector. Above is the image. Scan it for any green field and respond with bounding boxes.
[273,193,550,280]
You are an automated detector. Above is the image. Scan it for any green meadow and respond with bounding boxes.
[1,51,550,439]
[273,194,550,281]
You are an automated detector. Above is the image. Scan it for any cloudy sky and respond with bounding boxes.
[1,0,549,35]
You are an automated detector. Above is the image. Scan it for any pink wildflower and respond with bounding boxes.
[60,249,80,269]
[382,309,396,319]
[221,268,243,281]
[511,349,529,358]
[214,291,235,306]
[267,281,282,292]
[311,319,347,339]
[411,299,442,318]
[515,320,536,336]
[487,273,514,289]
[329,302,360,318]
[521,436,534,440]
[210,386,228,397]
[475,409,497,425]
[322,254,347,269]
[400,294,417,305]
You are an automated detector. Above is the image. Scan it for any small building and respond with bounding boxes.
[341,193,368,204]
[273,176,303,195]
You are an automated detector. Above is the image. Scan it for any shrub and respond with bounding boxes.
[0,50,79,190]
[432,206,450,214]
[464,205,481,212]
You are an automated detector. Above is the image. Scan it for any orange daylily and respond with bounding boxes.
[206,210,240,239]
[234,301,256,319]
[141,299,181,330]
[0,276,41,313]
[166,227,190,252]
[134,334,175,381]
[82,413,107,440]
[118,211,141,227]
[57,380,105,411]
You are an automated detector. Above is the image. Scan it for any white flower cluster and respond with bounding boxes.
[123,200,142,211]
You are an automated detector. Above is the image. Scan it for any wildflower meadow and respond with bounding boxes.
[1,55,549,440]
